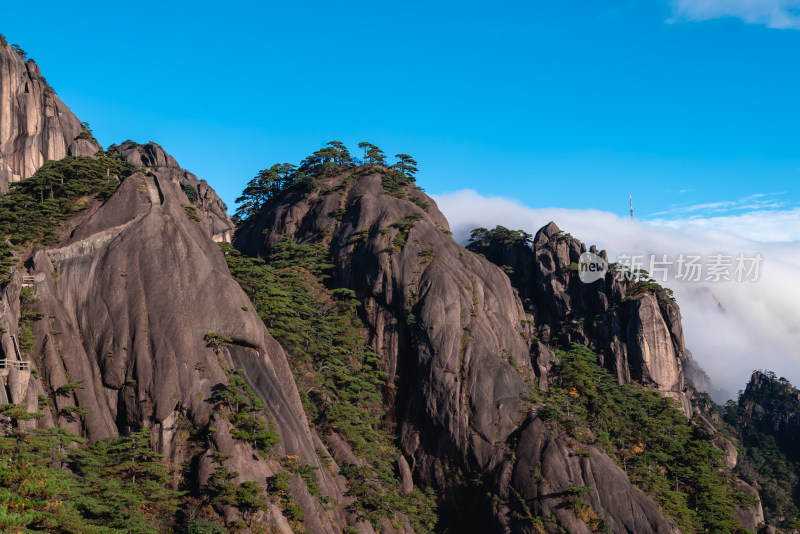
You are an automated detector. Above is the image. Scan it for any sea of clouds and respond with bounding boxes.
[433,190,800,402]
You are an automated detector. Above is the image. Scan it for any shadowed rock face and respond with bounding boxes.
[468,222,693,416]
[741,370,800,449]
[236,169,679,533]
[0,42,100,189]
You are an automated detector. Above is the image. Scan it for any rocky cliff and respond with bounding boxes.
[0,149,370,531]
[0,38,100,191]
[0,39,422,532]
[235,167,686,533]
[740,371,800,441]
[109,140,235,243]
[724,370,800,531]
[467,223,693,415]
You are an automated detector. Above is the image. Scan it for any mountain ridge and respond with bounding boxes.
[234,165,745,532]
[0,35,795,534]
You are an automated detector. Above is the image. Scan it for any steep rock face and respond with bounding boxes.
[109,141,234,242]
[741,370,800,440]
[0,41,100,189]
[512,418,677,534]
[468,222,692,415]
[0,152,365,532]
[237,170,536,528]
[726,371,799,531]
[236,169,678,533]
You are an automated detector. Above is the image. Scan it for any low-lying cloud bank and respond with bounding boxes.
[433,189,800,402]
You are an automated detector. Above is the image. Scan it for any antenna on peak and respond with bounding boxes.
[630,195,634,219]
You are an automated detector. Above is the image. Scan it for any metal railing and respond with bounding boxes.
[0,359,30,371]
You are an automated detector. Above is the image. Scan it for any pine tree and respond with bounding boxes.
[391,153,418,178]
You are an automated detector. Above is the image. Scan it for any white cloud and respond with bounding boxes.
[649,193,789,217]
[651,206,800,242]
[669,0,800,29]
[432,189,800,401]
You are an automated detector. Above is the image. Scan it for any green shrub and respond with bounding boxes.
[182,184,198,203]
[184,204,201,221]
[212,371,281,457]
[204,332,232,350]
[388,214,423,251]
[381,169,413,198]
[56,380,86,396]
[410,196,429,211]
[59,405,92,417]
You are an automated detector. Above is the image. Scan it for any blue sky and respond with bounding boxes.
[2,0,798,222]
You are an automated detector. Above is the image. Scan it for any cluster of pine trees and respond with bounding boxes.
[233,141,417,223]
[0,419,182,532]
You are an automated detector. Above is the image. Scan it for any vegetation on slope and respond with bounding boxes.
[0,415,183,533]
[0,154,134,282]
[725,371,800,529]
[210,369,282,458]
[520,344,757,533]
[221,240,438,532]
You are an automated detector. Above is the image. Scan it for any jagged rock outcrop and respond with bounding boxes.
[726,371,800,531]
[468,222,693,416]
[109,141,235,242]
[0,40,100,190]
[235,169,680,533]
[741,370,800,440]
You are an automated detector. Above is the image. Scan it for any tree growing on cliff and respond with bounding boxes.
[297,141,354,177]
[391,154,418,178]
[11,44,27,60]
[234,163,297,221]
[358,142,386,166]
[211,371,281,457]
[326,140,353,166]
